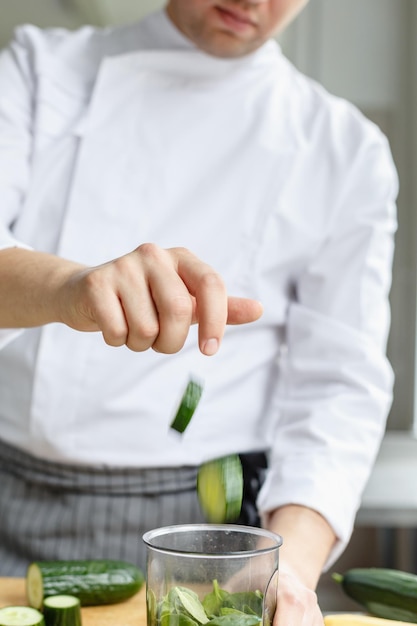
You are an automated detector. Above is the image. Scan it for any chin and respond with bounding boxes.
[198,32,263,58]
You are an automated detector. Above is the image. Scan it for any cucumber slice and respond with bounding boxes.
[44,597,79,609]
[26,559,144,609]
[197,454,243,523]
[170,378,203,434]
[43,596,81,626]
[0,607,45,626]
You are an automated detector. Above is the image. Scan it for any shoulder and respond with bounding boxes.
[7,20,145,82]
[283,59,391,165]
[275,56,398,206]
[271,54,398,226]
[11,23,98,62]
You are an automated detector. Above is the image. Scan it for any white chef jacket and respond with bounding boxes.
[0,10,397,565]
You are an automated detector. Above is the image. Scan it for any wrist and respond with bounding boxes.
[264,504,337,589]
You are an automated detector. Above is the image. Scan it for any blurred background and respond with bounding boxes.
[1,0,416,612]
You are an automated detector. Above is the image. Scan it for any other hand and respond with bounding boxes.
[274,568,324,626]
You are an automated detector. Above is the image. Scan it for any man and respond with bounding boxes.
[0,1,397,624]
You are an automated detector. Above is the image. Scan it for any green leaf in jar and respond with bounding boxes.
[147,588,157,626]
[220,608,249,616]
[154,582,265,626]
[160,614,199,626]
[206,614,261,626]
[202,580,230,618]
[223,591,263,617]
[170,587,209,625]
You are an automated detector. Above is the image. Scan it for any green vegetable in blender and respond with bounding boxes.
[148,580,263,626]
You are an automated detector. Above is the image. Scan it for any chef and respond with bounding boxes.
[0,1,397,624]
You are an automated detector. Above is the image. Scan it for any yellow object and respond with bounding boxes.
[324,614,413,625]
[196,454,243,523]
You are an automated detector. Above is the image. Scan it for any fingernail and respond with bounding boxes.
[203,338,219,356]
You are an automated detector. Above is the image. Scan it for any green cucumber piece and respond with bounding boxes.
[0,607,45,626]
[332,567,417,623]
[197,454,243,523]
[43,596,81,626]
[26,559,144,609]
[170,379,203,434]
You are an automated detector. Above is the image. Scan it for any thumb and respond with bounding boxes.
[226,297,263,325]
[190,296,263,326]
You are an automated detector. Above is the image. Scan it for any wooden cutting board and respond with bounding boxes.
[0,578,147,626]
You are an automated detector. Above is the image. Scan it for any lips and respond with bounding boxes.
[214,4,257,32]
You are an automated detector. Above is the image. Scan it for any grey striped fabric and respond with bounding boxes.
[0,438,205,576]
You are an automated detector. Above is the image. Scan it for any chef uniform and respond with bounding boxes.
[0,10,397,574]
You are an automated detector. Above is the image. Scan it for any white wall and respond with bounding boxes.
[0,0,81,45]
[0,0,165,47]
[70,0,165,27]
[310,0,404,109]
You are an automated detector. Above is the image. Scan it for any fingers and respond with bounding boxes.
[273,571,324,626]
[183,262,228,356]
[90,287,130,347]
[175,247,261,355]
[144,245,228,355]
[226,296,263,325]
[142,248,194,354]
[68,244,263,354]
[90,247,194,353]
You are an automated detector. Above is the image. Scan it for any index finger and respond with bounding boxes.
[175,249,227,356]
[195,271,229,356]
[174,248,263,355]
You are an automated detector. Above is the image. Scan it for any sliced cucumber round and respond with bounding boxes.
[197,454,243,523]
[43,595,81,626]
[170,379,203,434]
[0,607,45,626]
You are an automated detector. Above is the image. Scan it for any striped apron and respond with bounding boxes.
[0,438,204,576]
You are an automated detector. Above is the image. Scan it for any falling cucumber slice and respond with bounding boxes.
[197,454,243,523]
[170,379,203,434]
[0,607,45,626]
[43,596,82,626]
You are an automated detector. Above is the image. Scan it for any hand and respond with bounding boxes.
[274,569,324,625]
[263,506,336,625]
[59,243,263,354]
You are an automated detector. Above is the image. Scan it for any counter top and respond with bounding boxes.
[0,577,147,626]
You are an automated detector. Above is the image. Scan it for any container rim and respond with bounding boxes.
[142,523,283,558]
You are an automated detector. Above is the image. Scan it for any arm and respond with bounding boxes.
[266,505,335,625]
[267,505,336,589]
[257,120,398,624]
[0,31,261,355]
[0,245,263,355]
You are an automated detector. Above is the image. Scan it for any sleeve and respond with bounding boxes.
[0,27,35,348]
[257,124,398,569]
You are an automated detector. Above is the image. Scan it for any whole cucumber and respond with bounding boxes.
[26,559,144,609]
[324,614,415,625]
[332,568,417,623]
